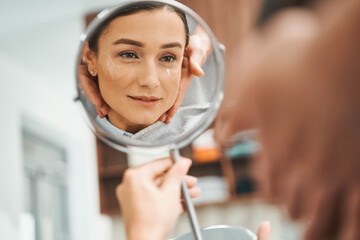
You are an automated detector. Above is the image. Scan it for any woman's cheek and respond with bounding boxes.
[164,67,181,107]
[165,68,180,97]
[165,66,181,85]
[97,62,134,108]
[99,54,132,81]
[97,58,136,104]
[164,68,180,84]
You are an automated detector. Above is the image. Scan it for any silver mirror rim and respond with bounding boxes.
[172,225,257,240]
[75,0,226,153]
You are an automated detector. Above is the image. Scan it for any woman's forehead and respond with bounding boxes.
[100,9,186,47]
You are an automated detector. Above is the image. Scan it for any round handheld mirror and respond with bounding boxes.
[75,0,225,155]
[75,1,255,240]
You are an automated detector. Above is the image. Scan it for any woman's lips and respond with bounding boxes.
[128,95,161,107]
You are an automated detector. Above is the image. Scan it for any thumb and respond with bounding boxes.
[189,50,205,77]
[161,157,192,191]
[257,221,271,240]
[189,58,204,77]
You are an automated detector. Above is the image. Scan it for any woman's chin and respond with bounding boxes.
[131,118,160,127]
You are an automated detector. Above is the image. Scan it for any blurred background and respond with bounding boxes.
[0,0,303,239]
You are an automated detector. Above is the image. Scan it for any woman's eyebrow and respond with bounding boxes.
[113,38,144,47]
[161,42,182,49]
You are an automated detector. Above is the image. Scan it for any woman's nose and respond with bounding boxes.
[138,61,160,89]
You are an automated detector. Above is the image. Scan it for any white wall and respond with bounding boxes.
[0,55,111,240]
[0,0,121,239]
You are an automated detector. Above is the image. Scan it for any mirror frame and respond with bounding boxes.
[75,0,225,154]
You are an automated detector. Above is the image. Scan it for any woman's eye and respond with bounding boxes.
[119,52,139,59]
[160,55,176,63]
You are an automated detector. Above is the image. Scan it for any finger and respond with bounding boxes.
[180,187,201,213]
[161,157,192,191]
[99,100,109,116]
[158,113,167,122]
[184,175,198,189]
[165,76,193,124]
[182,51,190,68]
[155,174,197,188]
[164,101,181,124]
[96,109,101,118]
[164,114,173,124]
[78,65,105,109]
[164,80,191,124]
[188,49,205,77]
[96,107,105,118]
[189,60,204,77]
[163,91,185,124]
[79,78,103,108]
[188,187,201,199]
[138,158,173,179]
[257,221,271,240]
[164,88,187,123]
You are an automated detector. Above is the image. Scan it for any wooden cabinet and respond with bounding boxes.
[96,136,257,215]
[96,138,128,215]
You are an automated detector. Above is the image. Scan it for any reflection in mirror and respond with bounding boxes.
[84,3,190,134]
[76,1,224,148]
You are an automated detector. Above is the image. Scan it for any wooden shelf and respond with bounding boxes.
[99,165,127,179]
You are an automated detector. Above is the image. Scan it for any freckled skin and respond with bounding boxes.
[89,9,186,133]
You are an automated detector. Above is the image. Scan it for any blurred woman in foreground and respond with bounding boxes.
[116,0,360,239]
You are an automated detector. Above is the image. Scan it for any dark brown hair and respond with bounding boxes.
[88,2,189,52]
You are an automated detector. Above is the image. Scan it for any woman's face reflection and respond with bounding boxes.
[86,9,186,133]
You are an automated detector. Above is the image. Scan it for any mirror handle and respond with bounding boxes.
[170,149,203,240]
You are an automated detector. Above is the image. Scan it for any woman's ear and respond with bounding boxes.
[83,42,98,77]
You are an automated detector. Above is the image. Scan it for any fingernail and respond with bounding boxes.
[194,64,204,76]
[199,67,204,76]
[260,221,271,239]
